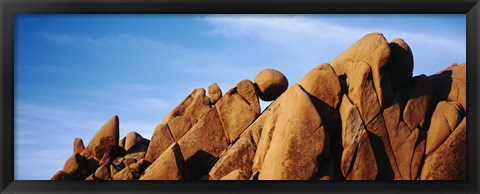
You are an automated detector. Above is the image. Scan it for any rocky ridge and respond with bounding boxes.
[52,32,466,180]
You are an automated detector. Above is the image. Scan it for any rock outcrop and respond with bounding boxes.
[52,32,466,181]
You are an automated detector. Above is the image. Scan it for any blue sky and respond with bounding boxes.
[14,14,466,180]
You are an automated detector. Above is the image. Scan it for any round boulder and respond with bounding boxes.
[208,83,222,104]
[254,68,289,101]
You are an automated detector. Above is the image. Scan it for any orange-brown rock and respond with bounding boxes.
[235,79,261,114]
[208,83,222,104]
[257,84,327,180]
[144,124,175,163]
[425,101,464,155]
[392,123,419,180]
[208,136,255,180]
[239,108,269,150]
[346,130,377,180]
[339,95,365,150]
[339,95,366,177]
[331,32,392,107]
[429,63,466,111]
[216,80,260,143]
[84,115,120,161]
[51,33,467,181]
[161,88,211,124]
[167,115,197,141]
[388,38,414,90]
[411,137,425,180]
[123,131,144,151]
[73,138,85,154]
[112,165,133,180]
[365,114,401,180]
[85,174,95,180]
[94,164,112,180]
[98,153,112,166]
[420,118,466,180]
[338,94,377,180]
[140,143,186,180]
[51,170,73,180]
[449,64,466,110]
[298,63,342,118]
[177,108,228,178]
[220,169,248,180]
[62,153,86,175]
[110,164,119,177]
[345,61,381,124]
[403,75,433,130]
[125,138,148,155]
[251,99,281,173]
[254,68,288,101]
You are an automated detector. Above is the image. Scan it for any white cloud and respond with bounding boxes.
[204,15,466,76]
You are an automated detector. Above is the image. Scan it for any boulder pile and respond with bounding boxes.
[52,32,466,180]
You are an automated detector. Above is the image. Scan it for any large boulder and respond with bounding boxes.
[177,108,229,178]
[140,143,187,180]
[339,95,377,180]
[425,101,464,155]
[298,63,342,118]
[345,61,381,125]
[167,116,197,141]
[420,118,466,180]
[366,113,401,180]
[251,98,282,174]
[239,107,269,150]
[346,130,377,180]
[254,68,289,101]
[216,80,260,143]
[162,88,211,124]
[144,124,175,163]
[331,32,392,107]
[256,84,328,180]
[391,123,419,180]
[208,136,255,180]
[83,115,120,161]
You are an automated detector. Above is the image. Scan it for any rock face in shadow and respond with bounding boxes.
[52,32,466,181]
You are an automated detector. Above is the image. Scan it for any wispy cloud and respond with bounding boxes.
[204,15,465,76]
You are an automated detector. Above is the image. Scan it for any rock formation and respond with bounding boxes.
[52,32,466,180]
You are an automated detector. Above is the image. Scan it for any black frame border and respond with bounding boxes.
[1,0,479,193]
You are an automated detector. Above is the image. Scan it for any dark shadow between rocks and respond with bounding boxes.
[125,139,150,155]
[366,131,395,180]
[186,150,218,180]
[429,70,453,104]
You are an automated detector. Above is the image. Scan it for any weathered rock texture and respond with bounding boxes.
[52,32,466,181]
